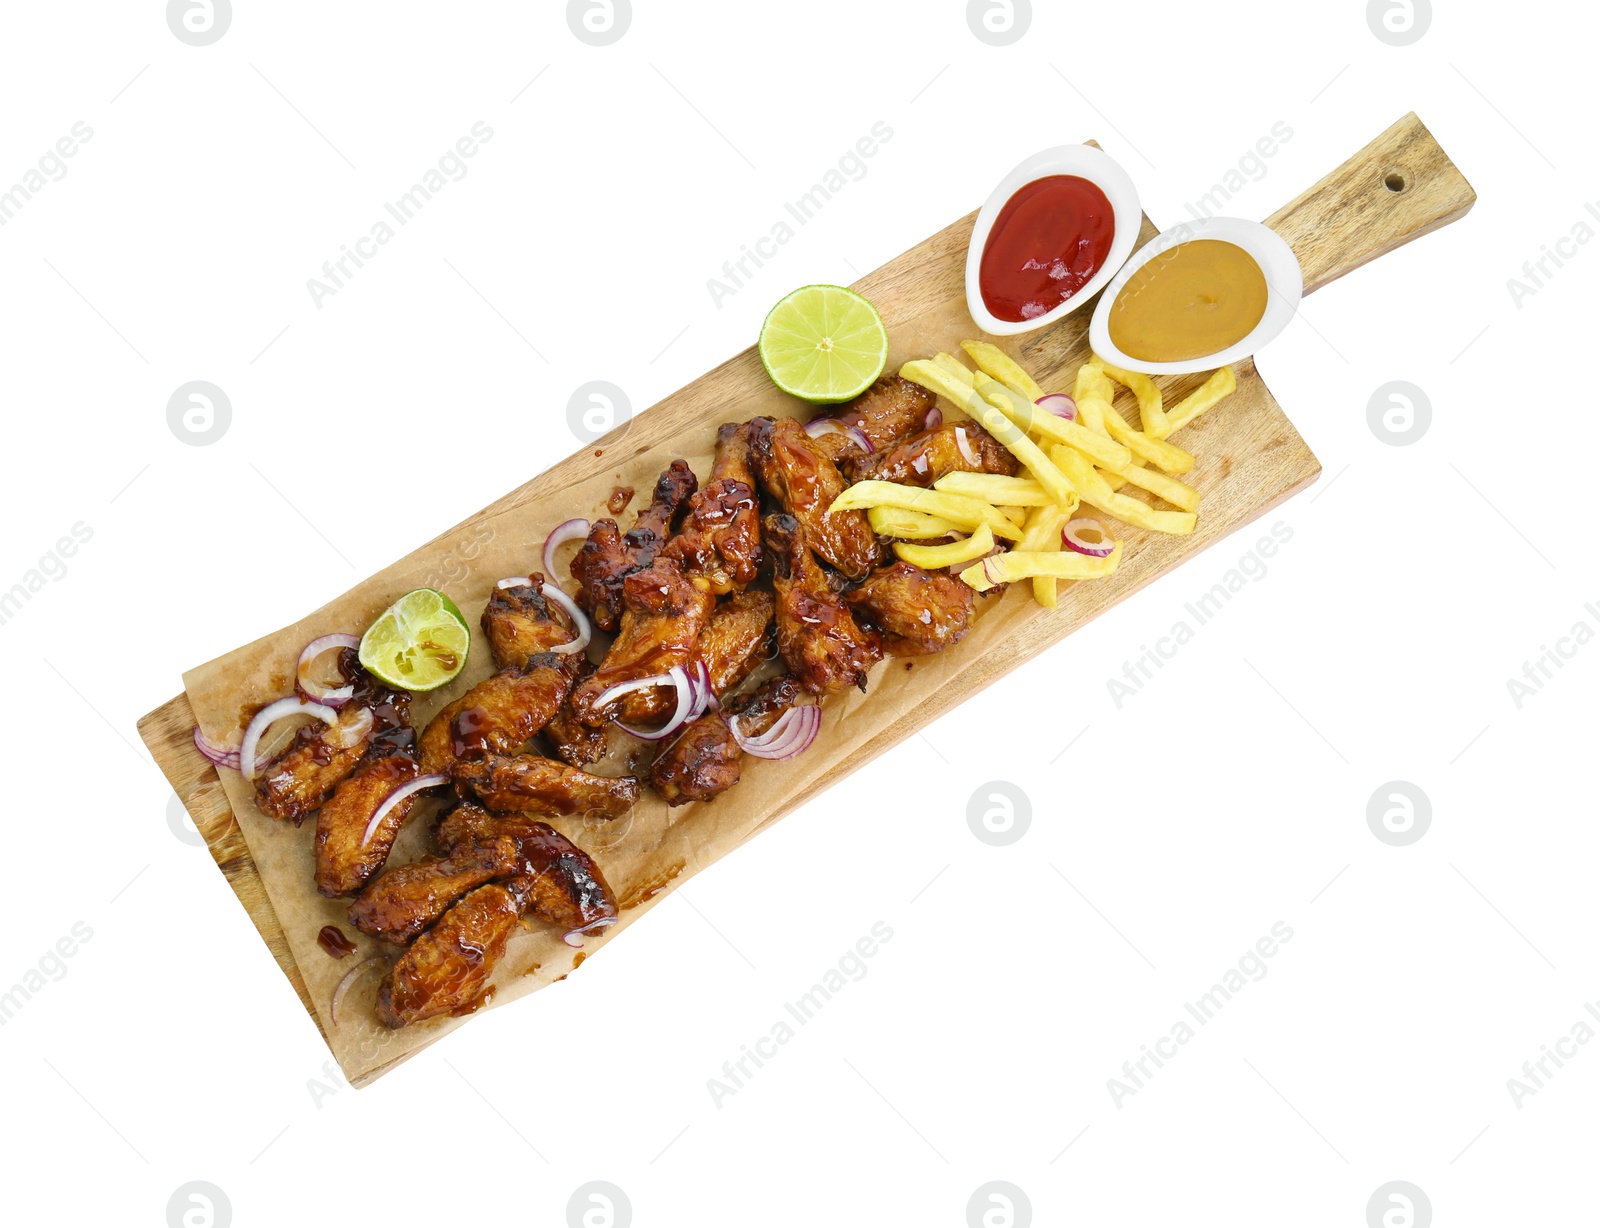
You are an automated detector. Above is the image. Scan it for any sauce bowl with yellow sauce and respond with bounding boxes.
[1089,217,1303,375]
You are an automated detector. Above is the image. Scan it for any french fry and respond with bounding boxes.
[999,505,1029,527]
[1092,354,1170,436]
[829,479,1023,540]
[1162,365,1237,437]
[1105,461,1200,512]
[961,541,1124,592]
[1074,363,1118,410]
[934,472,1054,507]
[970,372,1132,472]
[960,340,1046,402]
[932,352,977,390]
[1075,363,1194,474]
[867,505,963,539]
[1018,502,1073,608]
[900,361,1079,511]
[892,524,995,569]
[1050,445,1197,535]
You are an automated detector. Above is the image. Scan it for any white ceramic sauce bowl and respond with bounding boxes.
[964,145,1142,337]
[1088,216,1304,375]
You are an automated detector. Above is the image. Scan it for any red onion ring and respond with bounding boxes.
[541,583,592,656]
[982,555,1009,587]
[955,425,980,468]
[297,633,360,705]
[360,773,449,848]
[330,955,385,1027]
[924,406,943,430]
[804,418,873,453]
[911,453,930,476]
[729,704,821,761]
[1036,393,1077,421]
[496,575,532,590]
[239,697,345,782]
[542,518,590,582]
[563,916,618,948]
[610,663,709,741]
[1062,517,1114,558]
[192,726,243,771]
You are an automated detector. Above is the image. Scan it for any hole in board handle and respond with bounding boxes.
[1382,170,1409,194]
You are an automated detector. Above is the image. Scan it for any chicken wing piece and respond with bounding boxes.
[348,836,521,945]
[650,674,803,806]
[765,513,882,694]
[541,658,609,767]
[452,753,639,820]
[615,587,774,727]
[849,420,1019,488]
[418,656,575,776]
[433,805,618,933]
[482,576,581,670]
[254,656,412,823]
[808,376,936,463]
[571,460,698,631]
[313,753,431,897]
[568,556,716,728]
[377,882,526,1028]
[663,422,762,592]
[846,560,976,656]
[750,416,880,580]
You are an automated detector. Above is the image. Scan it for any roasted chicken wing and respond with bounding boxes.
[615,587,774,727]
[765,513,882,694]
[809,375,936,462]
[418,656,575,776]
[313,752,427,897]
[254,657,411,823]
[663,422,762,592]
[650,674,803,806]
[571,460,697,632]
[541,657,609,767]
[850,420,1018,487]
[750,416,880,579]
[377,882,526,1028]
[452,753,639,819]
[846,560,976,656]
[348,836,522,945]
[482,576,581,670]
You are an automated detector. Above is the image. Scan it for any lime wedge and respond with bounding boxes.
[359,588,471,692]
[758,284,888,404]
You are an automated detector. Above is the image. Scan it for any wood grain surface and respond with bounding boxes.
[138,112,1473,1085]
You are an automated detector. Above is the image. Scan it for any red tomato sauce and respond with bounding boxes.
[979,175,1116,323]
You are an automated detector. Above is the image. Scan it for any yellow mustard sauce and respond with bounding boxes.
[1108,239,1268,363]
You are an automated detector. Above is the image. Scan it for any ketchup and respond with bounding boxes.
[979,175,1116,322]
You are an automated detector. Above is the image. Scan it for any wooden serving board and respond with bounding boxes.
[139,113,1474,1085]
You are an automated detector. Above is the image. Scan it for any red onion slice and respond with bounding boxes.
[1062,517,1114,558]
[613,664,701,741]
[296,633,360,705]
[541,583,592,656]
[804,418,874,453]
[330,955,385,1027]
[542,518,590,582]
[239,697,343,782]
[729,704,821,761]
[497,575,532,590]
[360,773,449,848]
[1036,393,1077,421]
[563,916,618,948]
[924,406,943,430]
[982,555,1009,586]
[955,425,980,467]
[911,453,930,476]
[193,726,242,770]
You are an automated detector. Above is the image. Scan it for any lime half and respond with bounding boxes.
[758,284,888,404]
[359,588,471,692]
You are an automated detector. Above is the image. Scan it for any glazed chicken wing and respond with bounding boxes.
[482,576,582,670]
[850,420,1018,488]
[377,883,526,1028]
[571,460,697,632]
[615,587,774,727]
[765,513,882,694]
[568,557,716,728]
[313,752,427,897]
[452,753,639,820]
[541,657,610,767]
[348,836,521,945]
[846,560,976,656]
[418,656,575,776]
[663,422,762,592]
[807,375,936,463]
[254,656,411,823]
[650,674,803,806]
[434,805,618,933]
[750,416,880,580]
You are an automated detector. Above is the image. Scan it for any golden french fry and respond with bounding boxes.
[971,372,1133,472]
[1105,462,1200,512]
[934,472,1053,507]
[867,505,962,539]
[1051,445,1196,535]
[1074,363,1193,473]
[1018,503,1073,608]
[1092,354,1169,437]
[932,352,977,388]
[830,479,1023,540]
[893,523,995,569]
[901,361,1079,510]
[961,541,1124,592]
[1163,365,1237,437]
[960,340,1046,402]
[1074,363,1118,409]
[999,505,1029,527]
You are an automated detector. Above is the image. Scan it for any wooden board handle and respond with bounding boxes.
[1263,112,1476,296]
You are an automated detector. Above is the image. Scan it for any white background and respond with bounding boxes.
[2,1,1595,1225]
